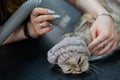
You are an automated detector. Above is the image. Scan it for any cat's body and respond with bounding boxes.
[47,0,120,74]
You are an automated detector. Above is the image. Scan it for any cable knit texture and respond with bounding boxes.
[47,37,90,64]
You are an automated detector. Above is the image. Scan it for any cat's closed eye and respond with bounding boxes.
[77,58,81,64]
[67,69,72,71]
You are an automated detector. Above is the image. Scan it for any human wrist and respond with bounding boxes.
[94,8,109,18]
[23,22,37,39]
[96,13,113,21]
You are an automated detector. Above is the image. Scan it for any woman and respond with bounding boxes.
[0,0,118,56]
[0,0,60,44]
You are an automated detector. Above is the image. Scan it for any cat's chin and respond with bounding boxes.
[58,55,89,74]
[63,71,83,74]
[62,69,85,74]
[62,71,87,74]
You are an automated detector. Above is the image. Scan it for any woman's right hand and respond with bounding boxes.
[88,15,118,56]
[28,8,60,38]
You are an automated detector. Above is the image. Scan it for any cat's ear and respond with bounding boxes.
[75,14,94,32]
[81,14,95,23]
[79,14,94,27]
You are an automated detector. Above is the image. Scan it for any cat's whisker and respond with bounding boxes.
[89,67,100,78]
[68,74,75,80]
[86,69,95,79]
[88,65,104,79]
[51,65,63,73]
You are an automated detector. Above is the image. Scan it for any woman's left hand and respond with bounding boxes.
[88,15,119,56]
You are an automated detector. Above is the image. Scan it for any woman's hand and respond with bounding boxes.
[88,15,119,56]
[4,8,61,44]
[28,8,60,38]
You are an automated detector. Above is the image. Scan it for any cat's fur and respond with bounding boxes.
[47,0,120,74]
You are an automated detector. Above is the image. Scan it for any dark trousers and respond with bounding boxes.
[0,39,120,80]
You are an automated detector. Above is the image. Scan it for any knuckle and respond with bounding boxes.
[44,21,48,25]
[106,46,110,51]
[44,15,49,19]
[33,8,45,15]
[110,34,115,40]
[49,15,52,19]
[104,33,110,38]
[33,8,38,14]
[38,16,43,22]
[31,19,37,24]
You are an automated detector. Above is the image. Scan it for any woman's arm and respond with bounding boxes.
[3,25,27,44]
[67,0,109,18]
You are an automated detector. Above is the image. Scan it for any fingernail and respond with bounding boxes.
[48,9,55,14]
[52,15,61,19]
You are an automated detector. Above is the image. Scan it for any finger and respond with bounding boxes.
[107,41,117,53]
[35,15,60,22]
[90,29,97,41]
[91,35,117,55]
[108,35,119,52]
[95,41,115,56]
[32,8,55,16]
[37,27,53,35]
[88,33,106,51]
[32,20,53,35]
[37,21,51,28]
[91,36,113,54]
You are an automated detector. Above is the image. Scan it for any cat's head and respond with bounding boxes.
[58,53,89,74]
[47,37,90,74]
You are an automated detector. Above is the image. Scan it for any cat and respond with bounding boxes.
[47,0,120,74]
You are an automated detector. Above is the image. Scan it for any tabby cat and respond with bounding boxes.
[47,0,120,74]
